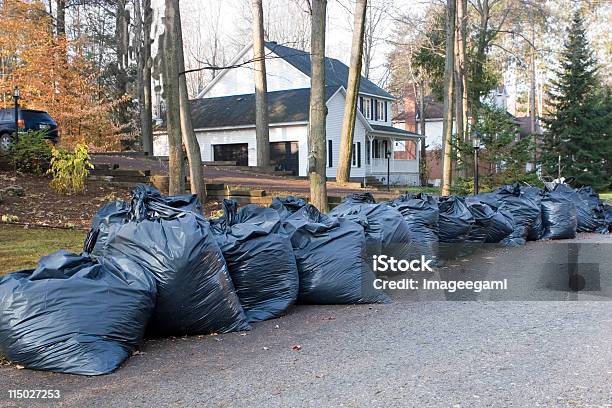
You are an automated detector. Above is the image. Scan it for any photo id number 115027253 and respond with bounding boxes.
[8,389,61,399]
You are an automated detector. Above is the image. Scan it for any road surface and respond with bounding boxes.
[1,234,611,407]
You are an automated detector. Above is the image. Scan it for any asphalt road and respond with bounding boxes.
[1,234,611,408]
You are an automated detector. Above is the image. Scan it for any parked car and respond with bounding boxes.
[0,108,59,154]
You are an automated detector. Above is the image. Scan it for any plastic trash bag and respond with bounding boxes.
[387,192,439,262]
[83,200,130,256]
[437,196,474,243]
[329,193,412,261]
[494,184,541,246]
[0,251,156,376]
[540,191,577,240]
[211,200,299,323]
[84,185,202,255]
[604,204,612,232]
[104,200,250,336]
[553,184,608,234]
[283,205,389,304]
[270,195,307,220]
[521,186,545,241]
[465,200,514,243]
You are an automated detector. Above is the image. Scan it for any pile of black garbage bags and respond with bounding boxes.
[0,183,610,376]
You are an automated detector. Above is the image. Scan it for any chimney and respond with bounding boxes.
[402,85,417,133]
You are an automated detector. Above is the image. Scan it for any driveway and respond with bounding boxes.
[1,233,611,407]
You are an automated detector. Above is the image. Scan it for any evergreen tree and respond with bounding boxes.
[542,12,611,190]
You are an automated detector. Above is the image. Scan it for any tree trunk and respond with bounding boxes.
[252,0,270,167]
[336,0,367,184]
[441,0,456,196]
[174,1,205,203]
[115,0,129,97]
[141,0,154,155]
[56,0,65,37]
[163,0,185,195]
[308,0,329,212]
[529,22,537,164]
[455,0,468,177]
[418,81,427,186]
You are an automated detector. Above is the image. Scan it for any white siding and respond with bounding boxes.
[325,90,367,179]
[202,46,310,98]
[154,125,309,176]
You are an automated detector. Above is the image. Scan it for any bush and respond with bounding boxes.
[47,143,93,195]
[9,131,52,174]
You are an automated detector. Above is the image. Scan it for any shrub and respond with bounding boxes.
[47,143,94,195]
[9,131,52,174]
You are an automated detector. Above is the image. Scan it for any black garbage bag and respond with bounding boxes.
[465,200,514,243]
[494,184,541,246]
[0,251,156,375]
[270,195,307,220]
[521,186,545,240]
[387,192,439,262]
[553,184,608,234]
[540,191,577,240]
[211,200,299,323]
[84,185,202,255]
[104,201,250,336]
[84,200,131,256]
[604,204,612,231]
[283,205,389,304]
[329,193,412,261]
[437,196,474,243]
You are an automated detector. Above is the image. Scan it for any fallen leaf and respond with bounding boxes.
[263,346,269,350]
[292,344,302,351]
[15,365,24,370]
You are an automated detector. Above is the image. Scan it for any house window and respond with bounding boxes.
[328,140,333,167]
[376,100,385,121]
[373,139,380,158]
[366,142,370,164]
[357,142,361,168]
[364,97,371,119]
[352,143,356,166]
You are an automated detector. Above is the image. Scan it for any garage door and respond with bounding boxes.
[270,142,299,175]
[212,143,249,166]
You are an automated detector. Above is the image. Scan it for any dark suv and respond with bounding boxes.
[0,109,59,154]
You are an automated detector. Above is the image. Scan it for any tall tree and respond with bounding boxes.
[542,12,611,190]
[134,0,154,155]
[308,0,328,211]
[441,0,455,196]
[56,0,65,37]
[174,2,205,202]
[163,0,186,195]
[336,0,367,184]
[252,0,270,167]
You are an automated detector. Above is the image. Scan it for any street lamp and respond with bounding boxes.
[385,149,391,191]
[13,86,20,144]
[472,131,481,195]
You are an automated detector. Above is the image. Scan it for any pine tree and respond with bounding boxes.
[542,12,611,190]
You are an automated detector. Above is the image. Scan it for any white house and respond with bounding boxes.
[154,41,424,185]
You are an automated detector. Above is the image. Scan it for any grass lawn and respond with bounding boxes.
[599,192,612,201]
[0,225,86,275]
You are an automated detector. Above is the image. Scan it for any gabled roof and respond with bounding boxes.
[188,86,340,129]
[265,42,394,100]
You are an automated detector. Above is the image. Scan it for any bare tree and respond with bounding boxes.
[308,0,328,212]
[362,0,392,80]
[454,0,468,176]
[252,0,270,167]
[336,0,367,184]
[134,0,153,155]
[441,0,455,196]
[163,0,185,195]
[175,3,206,202]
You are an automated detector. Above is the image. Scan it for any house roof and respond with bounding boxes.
[370,124,424,138]
[265,41,394,100]
[189,86,340,129]
[392,95,444,122]
[515,115,543,137]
